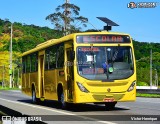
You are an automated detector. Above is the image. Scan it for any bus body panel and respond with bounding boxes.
[73,73,136,103]
[21,32,136,105]
[43,69,65,100]
[44,69,57,100]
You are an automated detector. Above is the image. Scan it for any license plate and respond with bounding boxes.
[103,98,115,102]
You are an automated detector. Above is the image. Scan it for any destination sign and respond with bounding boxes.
[76,35,131,43]
[80,47,100,52]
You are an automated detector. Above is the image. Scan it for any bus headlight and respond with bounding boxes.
[127,81,136,92]
[77,82,89,93]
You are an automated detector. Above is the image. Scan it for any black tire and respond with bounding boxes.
[105,102,117,110]
[32,88,37,104]
[60,92,67,109]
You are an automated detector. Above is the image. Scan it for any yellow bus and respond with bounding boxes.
[22,32,136,109]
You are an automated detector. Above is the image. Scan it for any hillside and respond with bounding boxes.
[0,19,63,53]
[133,40,160,60]
[0,19,63,86]
[0,19,159,86]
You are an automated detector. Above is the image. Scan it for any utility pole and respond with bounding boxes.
[2,65,5,88]
[150,49,152,89]
[155,69,158,88]
[17,68,19,88]
[1,66,2,87]
[13,68,14,88]
[9,23,13,88]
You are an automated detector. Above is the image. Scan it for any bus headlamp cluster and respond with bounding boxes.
[77,82,89,93]
[127,81,136,92]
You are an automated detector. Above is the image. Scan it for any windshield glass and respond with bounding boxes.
[77,46,134,80]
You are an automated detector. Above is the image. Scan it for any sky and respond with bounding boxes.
[0,0,160,43]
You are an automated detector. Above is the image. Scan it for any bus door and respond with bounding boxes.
[65,42,74,101]
[38,51,45,98]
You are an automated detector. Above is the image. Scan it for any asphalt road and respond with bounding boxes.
[0,90,160,124]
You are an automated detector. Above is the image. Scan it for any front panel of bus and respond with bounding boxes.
[73,34,136,103]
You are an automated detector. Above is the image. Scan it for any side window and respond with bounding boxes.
[22,56,26,73]
[45,51,50,70]
[49,46,57,69]
[57,43,64,68]
[35,53,38,71]
[31,53,38,72]
[26,55,31,72]
[45,46,57,70]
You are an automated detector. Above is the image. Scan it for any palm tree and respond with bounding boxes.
[46,1,88,35]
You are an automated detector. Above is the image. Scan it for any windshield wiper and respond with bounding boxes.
[112,46,120,62]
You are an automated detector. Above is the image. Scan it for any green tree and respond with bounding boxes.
[46,1,88,35]
[136,52,160,86]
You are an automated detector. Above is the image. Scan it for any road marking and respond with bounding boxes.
[117,105,130,109]
[0,92,29,98]
[0,97,116,124]
[137,100,160,104]
[9,90,21,92]
[0,97,74,115]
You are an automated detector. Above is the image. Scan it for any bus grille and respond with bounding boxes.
[92,94,124,101]
[87,82,128,86]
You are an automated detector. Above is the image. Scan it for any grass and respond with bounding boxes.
[136,92,160,98]
[0,86,20,90]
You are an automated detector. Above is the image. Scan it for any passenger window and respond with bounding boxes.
[45,52,50,70]
[22,56,26,73]
[26,55,31,72]
[57,44,64,68]
[31,53,38,72]
[49,47,56,69]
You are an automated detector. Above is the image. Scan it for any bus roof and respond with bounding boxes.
[22,32,131,56]
[22,33,74,56]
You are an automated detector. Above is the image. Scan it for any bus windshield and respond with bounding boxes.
[77,46,134,80]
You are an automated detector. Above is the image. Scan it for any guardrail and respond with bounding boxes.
[136,89,160,94]
[136,86,158,89]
